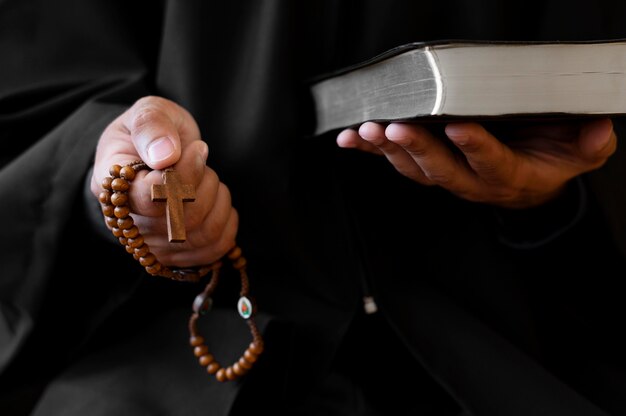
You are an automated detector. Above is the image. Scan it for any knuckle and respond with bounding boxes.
[131,106,164,132]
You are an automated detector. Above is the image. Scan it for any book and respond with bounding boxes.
[309,39,626,136]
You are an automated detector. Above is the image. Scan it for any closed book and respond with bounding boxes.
[309,39,626,136]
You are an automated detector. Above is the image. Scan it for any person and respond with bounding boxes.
[1,1,626,415]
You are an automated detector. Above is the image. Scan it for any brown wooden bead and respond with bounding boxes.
[111,178,129,191]
[123,226,139,238]
[102,176,113,190]
[227,246,242,261]
[110,192,128,206]
[199,354,215,366]
[249,342,264,355]
[102,205,115,217]
[120,166,136,181]
[189,336,205,347]
[105,217,118,228]
[134,245,150,257]
[98,191,111,204]
[193,345,209,357]
[111,227,124,238]
[114,206,130,218]
[243,349,258,363]
[207,362,220,375]
[215,368,227,382]
[225,367,236,381]
[232,362,247,376]
[126,235,144,248]
[139,253,157,267]
[232,256,247,270]
[125,244,135,254]
[118,237,128,245]
[117,217,134,230]
[109,164,122,177]
[238,357,252,370]
[145,263,162,275]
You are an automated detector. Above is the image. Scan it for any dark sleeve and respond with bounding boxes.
[0,0,163,395]
[493,177,587,249]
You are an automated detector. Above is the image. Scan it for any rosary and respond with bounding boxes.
[98,161,263,382]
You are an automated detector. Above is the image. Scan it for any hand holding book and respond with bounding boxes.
[336,118,616,209]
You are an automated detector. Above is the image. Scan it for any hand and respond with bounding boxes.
[90,96,238,267]
[336,118,617,209]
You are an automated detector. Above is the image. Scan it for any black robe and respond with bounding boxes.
[2,1,626,415]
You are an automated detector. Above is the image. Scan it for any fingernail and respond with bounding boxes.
[147,137,175,163]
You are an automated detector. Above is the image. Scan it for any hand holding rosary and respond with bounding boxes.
[98,161,263,382]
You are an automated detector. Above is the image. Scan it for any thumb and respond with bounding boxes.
[123,97,184,170]
[578,118,617,163]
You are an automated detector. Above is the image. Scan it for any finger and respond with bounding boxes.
[122,96,202,169]
[356,122,430,184]
[337,128,384,155]
[577,118,617,164]
[144,184,237,267]
[384,122,465,186]
[164,207,239,267]
[445,122,516,185]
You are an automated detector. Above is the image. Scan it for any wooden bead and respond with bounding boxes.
[102,176,113,191]
[145,263,162,275]
[102,205,115,217]
[243,349,258,363]
[232,256,247,270]
[232,362,247,376]
[98,191,111,204]
[117,217,134,230]
[111,227,123,238]
[114,206,130,218]
[105,217,117,228]
[139,253,156,267]
[111,178,129,191]
[120,166,136,181]
[238,357,252,369]
[118,237,128,245]
[227,246,242,260]
[109,164,122,177]
[125,245,135,254]
[225,367,236,381]
[123,226,139,238]
[189,336,205,347]
[126,235,144,248]
[193,345,209,357]
[249,342,264,355]
[207,362,220,375]
[199,354,214,366]
[134,245,150,257]
[110,192,128,206]
[216,368,227,382]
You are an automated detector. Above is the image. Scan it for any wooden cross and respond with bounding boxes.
[151,168,195,243]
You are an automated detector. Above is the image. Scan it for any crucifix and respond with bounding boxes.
[151,168,195,243]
